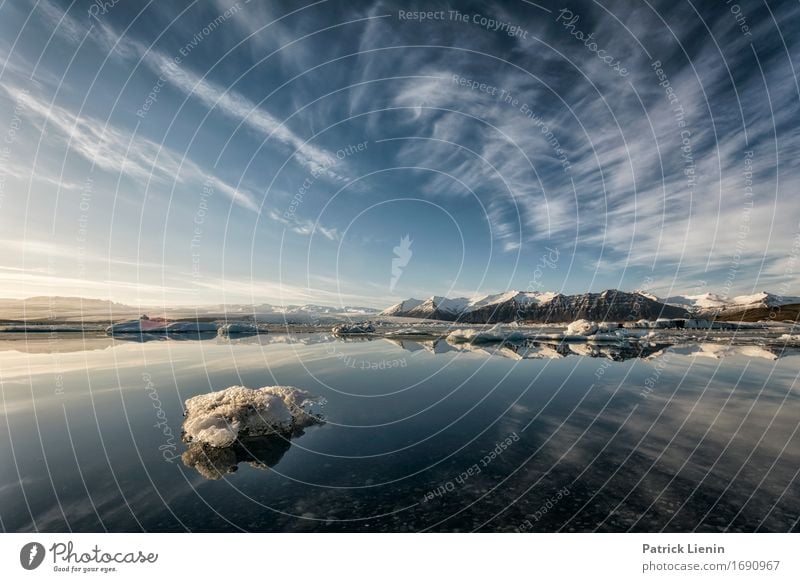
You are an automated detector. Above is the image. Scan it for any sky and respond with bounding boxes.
[0,0,798,308]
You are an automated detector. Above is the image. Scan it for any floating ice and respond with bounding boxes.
[181,385,323,448]
[597,322,622,332]
[331,322,375,335]
[446,324,530,344]
[107,317,218,334]
[625,319,653,328]
[217,322,260,336]
[565,319,599,336]
[106,317,166,334]
[446,322,628,344]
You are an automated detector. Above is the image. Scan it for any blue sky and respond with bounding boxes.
[0,0,798,308]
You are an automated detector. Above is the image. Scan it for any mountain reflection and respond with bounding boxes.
[386,338,790,361]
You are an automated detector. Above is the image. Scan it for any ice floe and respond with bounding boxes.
[446,324,531,344]
[565,319,598,336]
[107,316,218,334]
[217,322,260,336]
[331,322,375,335]
[446,320,632,344]
[181,385,323,448]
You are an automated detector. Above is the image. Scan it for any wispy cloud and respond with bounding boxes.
[4,85,260,212]
[267,209,340,241]
[144,52,346,180]
[25,0,349,182]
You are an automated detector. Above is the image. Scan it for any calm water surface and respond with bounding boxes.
[0,333,798,532]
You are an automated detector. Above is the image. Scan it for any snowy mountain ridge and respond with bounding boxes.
[382,291,557,317]
[635,290,800,312]
[382,289,690,323]
[383,289,800,323]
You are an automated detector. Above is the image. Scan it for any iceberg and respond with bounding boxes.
[106,317,167,334]
[446,324,531,344]
[217,322,260,336]
[164,321,218,333]
[181,385,323,448]
[623,319,653,329]
[331,322,375,335]
[565,319,598,336]
[445,322,629,345]
[107,316,218,335]
[597,321,622,332]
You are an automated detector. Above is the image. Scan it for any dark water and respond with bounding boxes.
[0,333,798,532]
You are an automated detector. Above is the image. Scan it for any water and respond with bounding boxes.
[1,333,798,532]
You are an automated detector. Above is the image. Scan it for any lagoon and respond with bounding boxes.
[0,332,798,532]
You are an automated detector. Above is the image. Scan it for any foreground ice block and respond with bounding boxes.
[181,385,323,448]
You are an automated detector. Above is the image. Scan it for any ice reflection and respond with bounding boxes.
[181,436,292,480]
[388,337,791,361]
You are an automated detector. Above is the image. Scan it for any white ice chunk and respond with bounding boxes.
[565,319,598,336]
[446,324,529,344]
[331,322,375,335]
[182,385,322,448]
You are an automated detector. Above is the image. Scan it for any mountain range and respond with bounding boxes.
[3,290,797,324]
[382,290,800,323]
[636,291,800,314]
[0,296,378,323]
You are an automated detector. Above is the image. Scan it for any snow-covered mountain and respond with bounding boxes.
[0,296,137,321]
[382,291,555,320]
[638,291,800,315]
[0,297,380,324]
[187,303,379,316]
[382,290,690,323]
[381,298,426,316]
